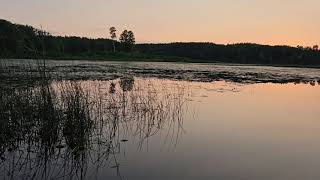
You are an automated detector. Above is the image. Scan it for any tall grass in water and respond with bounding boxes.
[0,77,190,180]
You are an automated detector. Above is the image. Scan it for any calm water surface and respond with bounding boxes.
[1,60,320,180]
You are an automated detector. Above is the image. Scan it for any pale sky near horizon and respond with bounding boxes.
[1,0,319,46]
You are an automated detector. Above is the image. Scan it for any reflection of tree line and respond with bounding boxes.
[0,77,188,179]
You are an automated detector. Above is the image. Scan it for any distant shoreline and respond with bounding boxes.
[1,19,320,69]
[2,57,320,69]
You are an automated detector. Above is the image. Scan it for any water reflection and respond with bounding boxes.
[2,60,320,179]
[1,60,320,86]
[119,77,135,92]
[0,78,190,180]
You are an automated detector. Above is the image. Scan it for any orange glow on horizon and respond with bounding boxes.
[1,0,319,47]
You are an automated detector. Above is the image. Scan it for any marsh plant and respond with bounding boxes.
[0,77,191,180]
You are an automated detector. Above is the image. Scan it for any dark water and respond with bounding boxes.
[1,60,320,180]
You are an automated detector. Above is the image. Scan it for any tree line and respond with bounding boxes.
[1,19,319,66]
[0,19,135,59]
[137,42,320,65]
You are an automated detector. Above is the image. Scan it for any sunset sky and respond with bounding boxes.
[1,0,319,46]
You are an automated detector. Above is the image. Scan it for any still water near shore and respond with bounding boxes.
[1,60,320,179]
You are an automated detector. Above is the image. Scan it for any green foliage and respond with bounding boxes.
[119,30,135,52]
[0,19,117,58]
[1,19,320,66]
[137,43,320,66]
[109,27,117,40]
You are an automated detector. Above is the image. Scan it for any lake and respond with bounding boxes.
[1,60,320,180]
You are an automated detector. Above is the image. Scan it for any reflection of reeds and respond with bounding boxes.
[60,82,92,153]
[0,77,190,179]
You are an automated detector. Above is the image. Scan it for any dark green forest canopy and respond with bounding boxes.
[0,19,116,59]
[1,19,320,66]
[138,43,320,65]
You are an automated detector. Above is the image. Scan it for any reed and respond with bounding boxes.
[0,75,190,179]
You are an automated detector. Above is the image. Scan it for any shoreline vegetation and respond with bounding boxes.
[1,19,320,68]
[4,56,320,70]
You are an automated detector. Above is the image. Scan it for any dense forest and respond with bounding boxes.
[1,19,320,66]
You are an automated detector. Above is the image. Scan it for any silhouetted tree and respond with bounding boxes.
[109,27,117,53]
[119,30,135,52]
[128,31,135,43]
[313,45,319,51]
